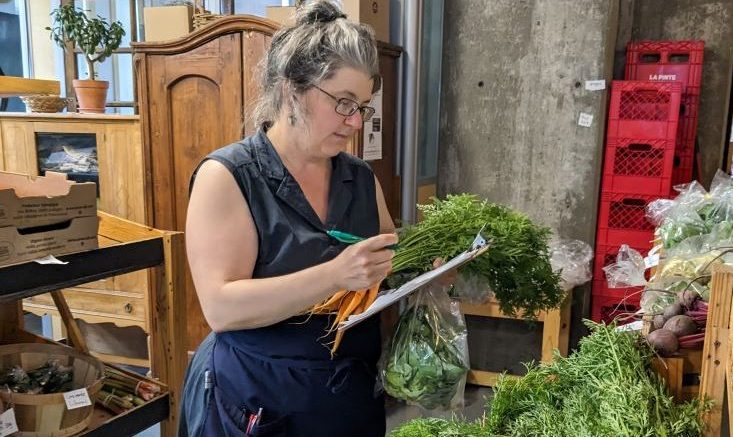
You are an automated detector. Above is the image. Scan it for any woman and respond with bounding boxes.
[179,1,397,435]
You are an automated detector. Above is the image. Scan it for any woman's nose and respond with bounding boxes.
[344,111,363,128]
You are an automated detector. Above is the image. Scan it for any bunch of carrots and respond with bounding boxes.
[309,280,383,354]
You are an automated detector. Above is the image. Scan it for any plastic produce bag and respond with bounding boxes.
[549,238,593,290]
[452,272,492,304]
[602,245,647,288]
[380,284,469,410]
[699,170,733,226]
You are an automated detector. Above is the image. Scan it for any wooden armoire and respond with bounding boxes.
[133,15,401,351]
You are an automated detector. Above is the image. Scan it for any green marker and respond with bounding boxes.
[326,229,398,250]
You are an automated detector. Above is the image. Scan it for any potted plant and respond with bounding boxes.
[47,4,125,113]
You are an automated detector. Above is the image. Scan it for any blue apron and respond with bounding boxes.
[178,131,385,437]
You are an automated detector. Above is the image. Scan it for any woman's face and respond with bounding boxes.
[299,66,374,158]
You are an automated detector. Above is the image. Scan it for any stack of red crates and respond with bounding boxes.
[625,40,704,193]
[591,81,682,323]
[592,40,704,323]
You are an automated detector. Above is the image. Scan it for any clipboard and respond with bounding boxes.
[337,228,491,332]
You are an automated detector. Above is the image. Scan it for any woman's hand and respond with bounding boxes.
[330,233,398,290]
[432,257,458,287]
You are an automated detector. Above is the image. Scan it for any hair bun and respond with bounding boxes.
[295,1,347,26]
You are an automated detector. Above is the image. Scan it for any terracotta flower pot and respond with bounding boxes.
[73,79,109,113]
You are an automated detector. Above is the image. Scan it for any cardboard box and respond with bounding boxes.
[341,0,390,42]
[0,171,97,228]
[265,6,296,27]
[266,1,390,42]
[0,215,99,266]
[144,5,193,42]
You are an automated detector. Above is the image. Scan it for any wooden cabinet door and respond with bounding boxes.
[358,43,402,222]
[142,34,244,349]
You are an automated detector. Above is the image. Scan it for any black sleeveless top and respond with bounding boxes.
[192,129,382,362]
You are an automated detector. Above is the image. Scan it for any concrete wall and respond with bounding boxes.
[438,0,618,244]
[621,0,733,186]
[438,0,619,366]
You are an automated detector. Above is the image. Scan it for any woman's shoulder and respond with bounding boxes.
[207,135,258,169]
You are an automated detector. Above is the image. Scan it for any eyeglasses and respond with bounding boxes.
[313,86,376,122]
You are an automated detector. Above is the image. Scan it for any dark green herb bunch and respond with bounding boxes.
[486,321,709,437]
[391,194,563,317]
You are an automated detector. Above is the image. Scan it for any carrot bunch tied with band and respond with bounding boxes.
[310,280,383,354]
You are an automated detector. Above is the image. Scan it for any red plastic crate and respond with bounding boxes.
[601,137,676,196]
[592,243,651,285]
[606,81,682,140]
[677,94,700,144]
[596,192,657,248]
[591,292,641,325]
[671,149,695,189]
[625,40,704,96]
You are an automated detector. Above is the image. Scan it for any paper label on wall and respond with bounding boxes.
[362,88,383,161]
[585,80,606,91]
[578,113,594,127]
[64,388,92,410]
[0,408,18,437]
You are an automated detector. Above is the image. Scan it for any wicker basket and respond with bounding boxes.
[20,95,68,113]
[0,343,105,436]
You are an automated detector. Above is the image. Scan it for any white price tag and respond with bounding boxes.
[578,113,594,127]
[585,80,606,91]
[644,253,660,269]
[34,255,68,265]
[64,388,92,410]
[615,320,644,332]
[0,408,18,437]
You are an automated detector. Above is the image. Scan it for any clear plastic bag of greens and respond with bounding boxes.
[549,238,593,290]
[640,276,708,314]
[647,181,708,226]
[699,170,733,226]
[452,272,492,304]
[649,182,710,249]
[603,245,647,288]
[640,287,677,315]
[379,284,469,410]
[656,206,708,250]
[705,221,733,247]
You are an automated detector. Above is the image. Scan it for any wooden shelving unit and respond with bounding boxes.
[0,212,186,436]
[461,294,572,387]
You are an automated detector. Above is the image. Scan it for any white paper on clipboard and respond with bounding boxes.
[337,241,490,332]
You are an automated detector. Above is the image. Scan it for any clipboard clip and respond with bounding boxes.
[471,223,490,251]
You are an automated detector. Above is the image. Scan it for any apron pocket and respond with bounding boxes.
[205,385,249,436]
[250,414,288,437]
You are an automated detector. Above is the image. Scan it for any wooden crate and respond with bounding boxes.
[651,348,702,401]
[461,293,572,386]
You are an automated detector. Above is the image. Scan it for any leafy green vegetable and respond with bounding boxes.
[389,321,709,436]
[383,295,467,410]
[390,417,487,437]
[391,194,563,317]
[486,321,710,437]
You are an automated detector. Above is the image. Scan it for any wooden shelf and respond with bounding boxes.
[0,112,139,121]
[0,211,185,436]
[82,392,169,436]
[0,76,60,98]
[0,238,163,303]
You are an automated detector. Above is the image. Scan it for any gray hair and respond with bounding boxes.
[252,0,381,130]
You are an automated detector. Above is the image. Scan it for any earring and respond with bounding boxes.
[288,114,296,125]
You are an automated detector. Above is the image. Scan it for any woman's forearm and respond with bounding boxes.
[201,260,340,331]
